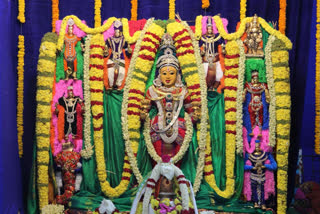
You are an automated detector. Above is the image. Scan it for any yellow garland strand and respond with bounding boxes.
[52,0,59,32]
[36,32,58,209]
[169,0,176,19]
[201,0,210,9]
[17,35,25,158]
[240,0,247,21]
[90,34,131,198]
[17,0,25,23]
[213,16,292,49]
[194,15,203,40]
[94,0,102,27]
[130,0,138,21]
[315,0,320,154]
[278,0,287,34]
[56,16,141,50]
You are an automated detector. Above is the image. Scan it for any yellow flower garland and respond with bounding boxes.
[278,0,287,34]
[36,32,58,209]
[94,0,102,27]
[213,16,292,49]
[52,0,59,32]
[17,35,25,158]
[17,0,25,23]
[130,0,138,21]
[315,0,320,154]
[56,15,141,50]
[169,0,176,19]
[89,34,131,198]
[201,0,210,9]
[194,15,203,40]
[240,0,247,21]
[271,38,291,214]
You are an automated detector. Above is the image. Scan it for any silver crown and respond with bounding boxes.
[156,33,179,70]
[67,18,75,26]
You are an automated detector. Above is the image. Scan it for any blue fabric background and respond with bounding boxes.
[0,0,316,213]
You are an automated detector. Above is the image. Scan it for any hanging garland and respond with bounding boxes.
[240,0,247,21]
[52,0,59,32]
[80,35,93,159]
[94,0,102,27]
[130,0,138,21]
[169,0,176,19]
[271,38,291,214]
[122,18,141,44]
[17,35,25,158]
[89,34,132,198]
[194,15,203,40]
[315,0,320,154]
[278,0,287,34]
[122,18,164,184]
[17,0,25,23]
[201,0,210,9]
[36,32,58,209]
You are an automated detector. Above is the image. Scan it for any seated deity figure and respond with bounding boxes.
[244,14,264,57]
[63,18,83,80]
[103,20,132,90]
[199,16,225,90]
[243,70,270,136]
[55,86,84,141]
[140,33,200,160]
[55,138,82,205]
[244,140,277,210]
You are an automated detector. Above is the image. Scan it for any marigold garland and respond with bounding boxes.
[52,0,59,32]
[130,0,138,21]
[278,0,287,34]
[240,0,247,21]
[17,35,25,158]
[89,34,132,198]
[122,18,164,184]
[122,18,141,44]
[201,0,210,9]
[36,32,58,209]
[194,15,203,40]
[17,0,25,23]
[315,0,320,154]
[169,0,176,19]
[94,0,102,27]
[80,35,94,159]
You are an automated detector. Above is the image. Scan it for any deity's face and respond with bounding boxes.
[160,66,177,88]
[207,26,213,35]
[252,75,259,84]
[255,143,261,152]
[68,26,73,35]
[68,89,74,98]
[114,29,121,37]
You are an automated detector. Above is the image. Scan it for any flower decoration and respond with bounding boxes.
[315,0,320,154]
[94,0,102,27]
[17,0,25,23]
[201,0,210,9]
[278,0,287,34]
[169,0,176,19]
[52,0,59,32]
[17,35,25,158]
[130,0,138,21]
[240,0,247,21]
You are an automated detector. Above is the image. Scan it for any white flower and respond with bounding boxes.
[99,199,116,214]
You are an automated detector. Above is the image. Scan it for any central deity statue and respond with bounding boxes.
[141,33,200,160]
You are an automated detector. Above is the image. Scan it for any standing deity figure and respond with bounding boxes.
[63,18,83,80]
[199,17,225,90]
[244,140,277,210]
[104,20,132,90]
[243,70,270,135]
[244,14,264,57]
[141,33,200,159]
[55,86,84,141]
[55,140,82,205]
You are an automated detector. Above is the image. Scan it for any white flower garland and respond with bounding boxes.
[143,113,193,163]
[265,35,277,147]
[235,39,246,154]
[181,20,208,193]
[121,18,155,184]
[81,35,94,159]
[142,163,190,214]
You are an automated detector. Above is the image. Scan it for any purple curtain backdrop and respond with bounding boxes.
[0,0,315,213]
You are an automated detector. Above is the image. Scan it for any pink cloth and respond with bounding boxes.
[103,21,114,41]
[55,20,87,38]
[243,126,272,154]
[52,80,83,156]
[201,16,228,35]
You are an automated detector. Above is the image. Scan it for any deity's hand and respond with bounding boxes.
[103,46,109,57]
[192,101,201,122]
[140,109,148,121]
[127,45,132,54]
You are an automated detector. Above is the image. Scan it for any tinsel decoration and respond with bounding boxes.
[17,35,25,158]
